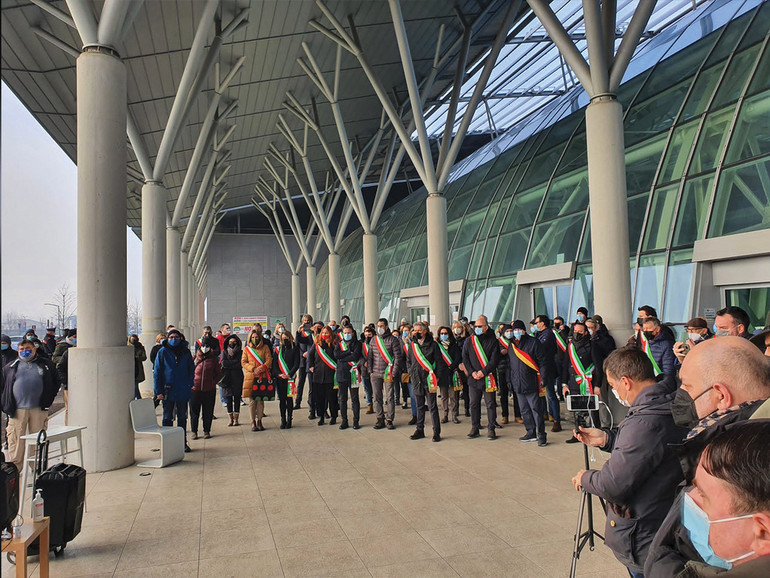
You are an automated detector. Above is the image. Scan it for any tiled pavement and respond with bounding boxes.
[3,400,626,577]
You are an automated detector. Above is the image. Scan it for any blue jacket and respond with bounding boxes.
[647,330,676,379]
[153,339,194,402]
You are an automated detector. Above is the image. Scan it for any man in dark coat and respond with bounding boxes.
[561,321,595,443]
[462,315,500,440]
[1,334,18,367]
[534,314,561,432]
[573,349,687,576]
[42,326,57,357]
[586,316,618,427]
[642,317,677,379]
[509,320,548,446]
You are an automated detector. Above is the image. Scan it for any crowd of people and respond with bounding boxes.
[1,304,769,577]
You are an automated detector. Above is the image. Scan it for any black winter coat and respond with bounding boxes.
[535,328,558,372]
[589,328,616,392]
[407,335,446,396]
[308,341,337,384]
[436,340,461,389]
[1,357,61,417]
[461,329,499,388]
[560,335,593,392]
[507,334,547,395]
[581,376,687,573]
[272,341,301,381]
[219,334,243,397]
[334,339,362,385]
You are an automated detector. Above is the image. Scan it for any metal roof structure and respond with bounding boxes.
[1,0,710,236]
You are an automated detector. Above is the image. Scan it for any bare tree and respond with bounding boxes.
[46,284,77,331]
[127,298,142,336]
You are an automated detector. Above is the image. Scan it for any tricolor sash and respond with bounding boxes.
[554,331,567,352]
[498,336,510,350]
[340,341,362,388]
[375,336,394,382]
[276,346,296,398]
[471,336,496,392]
[568,342,593,395]
[439,343,461,390]
[301,329,310,338]
[412,342,438,393]
[246,345,266,368]
[317,344,339,388]
[510,341,543,396]
[196,338,202,347]
[362,341,369,358]
[640,332,663,376]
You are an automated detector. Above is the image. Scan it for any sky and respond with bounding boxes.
[1,82,143,326]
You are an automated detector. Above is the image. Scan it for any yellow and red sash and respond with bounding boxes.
[276,346,296,397]
[510,341,544,396]
[471,336,496,392]
[375,336,394,381]
[411,342,438,393]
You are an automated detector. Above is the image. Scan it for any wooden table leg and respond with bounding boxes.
[16,544,27,578]
[39,523,49,578]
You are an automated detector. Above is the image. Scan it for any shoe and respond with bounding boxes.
[233,413,240,426]
[318,419,325,426]
[286,418,292,429]
[551,421,562,433]
[353,422,360,430]
[325,411,330,419]
[501,417,509,425]
[251,421,258,432]
[538,439,548,447]
[330,417,337,425]
[373,420,385,430]
[339,421,349,430]
[212,415,218,420]
[228,414,234,426]
[565,436,580,444]
[293,402,301,410]
[410,429,425,440]
[441,416,448,424]
[408,416,417,426]
[432,432,441,442]
[366,404,374,414]
[308,413,317,420]
[548,415,554,422]
[519,434,537,442]
[494,421,502,428]
[184,444,192,453]
[452,416,461,424]
[386,421,395,430]
[203,432,211,439]
[280,420,286,430]
[515,417,524,424]
[191,432,198,440]
[465,410,470,417]
[467,429,480,439]
[488,431,497,440]
[257,420,265,431]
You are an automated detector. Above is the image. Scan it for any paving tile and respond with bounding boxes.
[115,531,199,572]
[419,524,509,558]
[270,516,348,549]
[277,539,366,577]
[336,510,412,541]
[350,529,439,568]
[513,538,625,577]
[199,524,276,559]
[113,560,200,577]
[444,546,550,577]
[369,557,460,577]
[199,549,284,578]
[398,505,480,532]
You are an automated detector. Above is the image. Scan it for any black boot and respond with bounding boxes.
[433,429,441,442]
[280,417,287,429]
[339,420,349,430]
[353,420,360,430]
[410,429,425,440]
[373,418,385,430]
[286,410,293,429]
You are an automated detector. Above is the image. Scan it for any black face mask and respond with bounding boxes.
[413,332,422,340]
[643,330,656,341]
[636,317,645,326]
[573,333,586,341]
[554,323,562,330]
[670,387,711,429]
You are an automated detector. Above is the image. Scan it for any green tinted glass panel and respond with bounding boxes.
[405,258,426,288]
[477,238,496,280]
[579,218,591,263]
[540,168,589,220]
[724,287,770,331]
[554,132,587,177]
[708,157,770,237]
[679,61,727,122]
[446,187,475,220]
[478,200,502,240]
[633,252,667,314]
[572,264,594,314]
[711,46,761,109]
[448,246,473,281]
[724,93,770,163]
[643,184,679,251]
[454,210,486,248]
[533,287,556,320]
[635,33,712,101]
[663,249,694,323]
[737,3,769,51]
[747,43,770,95]
[626,134,667,195]
[502,185,546,232]
[467,240,485,279]
[657,120,699,184]
[704,14,748,67]
[625,79,693,146]
[468,173,504,212]
[690,105,736,174]
[517,144,564,190]
[445,220,461,249]
[628,193,650,255]
[412,233,428,260]
[526,213,584,268]
[673,173,714,247]
[489,228,530,276]
[483,276,517,322]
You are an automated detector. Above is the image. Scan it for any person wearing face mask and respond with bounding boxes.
[561,322,595,443]
[367,318,405,430]
[1,334,19,367]
[436,325,462,424]
[572,348,686,577]
[552,317,569,402]
[190,336,222,440]
[272,327,300,429]
[406,322,443,441]
[334,325,362,430]
[215,323,232,351]
[713,306,752,340]
[1,339,61,469]
[534,315,563,432]
[644,337,770,577]
[673,317,712,364]
[154,329,195,452]
[360,325,375,414]
[241,325,274,432]
[308,326,340,426]
[399,324,414,416]
[53,328,77,424]
[452,321,471,418]
[462,315,500,440]
[574,307,589,326]
[42,326,57,357]
[220,333,243,426]
[508,320,548,446]
[676,421,770,577]
[496,324,511,426]
[641,317,677,380]
[305,321,325,421]
[195,326,220,357]
[585,316,617,428]
[128,334,147,400]
[293,315,314,413]
[52,328,75,366]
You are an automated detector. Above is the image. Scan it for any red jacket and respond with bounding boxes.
[193,353,222,392]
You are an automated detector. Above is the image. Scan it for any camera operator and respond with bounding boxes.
[571,348,687,576]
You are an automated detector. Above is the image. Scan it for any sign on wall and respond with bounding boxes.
[232,316,268,334]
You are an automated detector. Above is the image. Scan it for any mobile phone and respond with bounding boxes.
[566,394,599,412]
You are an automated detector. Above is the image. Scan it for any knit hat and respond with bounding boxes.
[512,320,526,331]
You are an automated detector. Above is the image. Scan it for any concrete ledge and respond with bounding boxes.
[692,230,770,262]
[516,262,576,285]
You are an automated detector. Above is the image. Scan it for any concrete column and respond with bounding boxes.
[362,233,379,324]
[586,97,633,343]
[140,181,167,395]
[166,227,181,326]
[307,265,317,321]
[426,194,450,330]
[180,255,189,338]
[328,253,341,322]
[291,273,301,331]
[68,48,134,472]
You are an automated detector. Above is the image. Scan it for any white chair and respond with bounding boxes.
[129,398,185,468]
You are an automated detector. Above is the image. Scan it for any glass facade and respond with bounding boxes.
[320,0,770,329]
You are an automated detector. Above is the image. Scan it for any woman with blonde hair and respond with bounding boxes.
[241,325,273,431]
[307,325,339,426]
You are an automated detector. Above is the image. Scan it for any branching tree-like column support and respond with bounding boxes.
[310,0,520,329]
[527,0,656,342]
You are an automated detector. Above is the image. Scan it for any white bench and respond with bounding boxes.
[129,398,185,468]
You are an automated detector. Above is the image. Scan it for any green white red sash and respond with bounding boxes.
[276,346,296,398]
[317,344,339,389]
[362,341,369,358]
[301,329,310,338]
[498,336,510,350]
[568,342,594,395]
[554,331,567,352]
[375,336,394,381]
[471,336,496,392]
[639,332,663,376]
[511,340,544,396]
[439,343,461,390]
[412,342,438,393]
[246,345,266,368]
[340,340,362,388]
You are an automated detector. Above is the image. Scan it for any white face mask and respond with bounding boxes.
[688,332,703,343]
[453,328,462,335]
[200,346,210,354]
[377,327,386,336]
[612,387,631,408]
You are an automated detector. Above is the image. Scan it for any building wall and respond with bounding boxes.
[207,233,328,332]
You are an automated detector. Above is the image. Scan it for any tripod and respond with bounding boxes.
[570,441,606,578]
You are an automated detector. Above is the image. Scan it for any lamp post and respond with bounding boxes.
[44,302,61,335]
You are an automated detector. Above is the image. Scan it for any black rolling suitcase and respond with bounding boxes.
[34,463,86,555]
[0,453,19,534]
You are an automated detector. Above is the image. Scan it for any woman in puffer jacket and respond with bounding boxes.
[220,333,243,426]
[190,335,222,440]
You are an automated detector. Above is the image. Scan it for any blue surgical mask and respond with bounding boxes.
[168,338,181,347]
[504,331,514,340]
[531,326,539,333]
[71,338,77,346]
[330,325,336,331]
[402,331,409,338]
[577,314,586,322]
[439,334,449,342]
[343,333,353,342]
[682,491,756,570]
[1,344,8,351]
[513,330,524,340]
[19,350,34,360]
[474,327,483,336]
